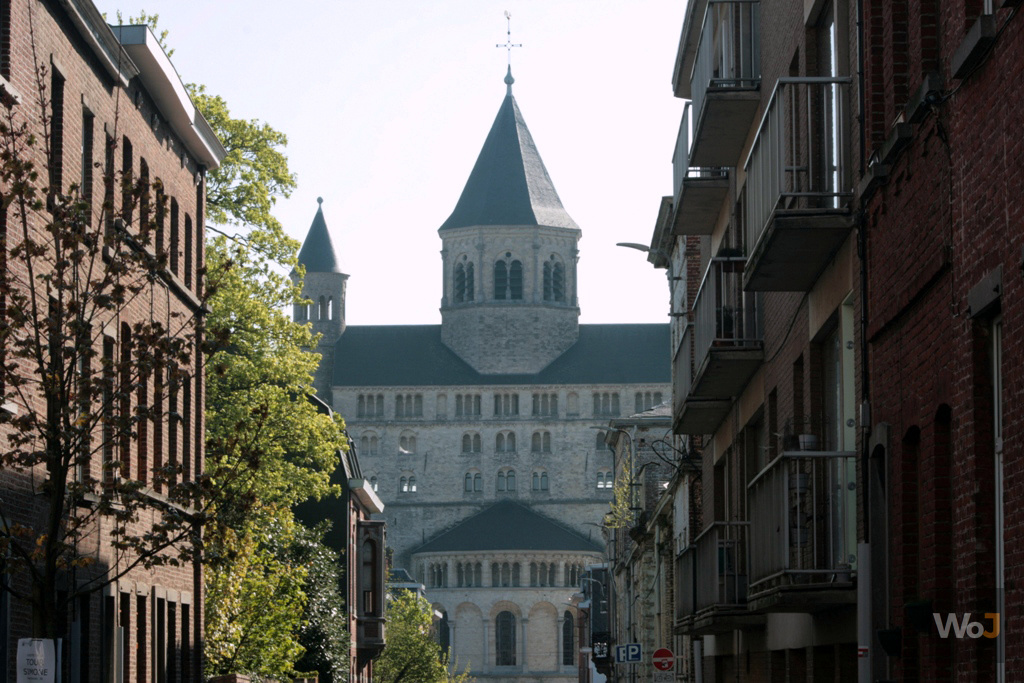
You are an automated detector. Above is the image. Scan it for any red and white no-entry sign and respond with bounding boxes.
[653,647,674,671]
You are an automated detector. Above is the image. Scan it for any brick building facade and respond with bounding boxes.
[0,1,223,681]
[861,0,1023,679]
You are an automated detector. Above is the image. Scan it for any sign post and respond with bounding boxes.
[614,643,642,663]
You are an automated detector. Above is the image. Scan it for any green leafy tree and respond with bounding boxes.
[293,523,351,683]
[375,592,475,683]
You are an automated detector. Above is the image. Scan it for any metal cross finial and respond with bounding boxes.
[496,10,522,66]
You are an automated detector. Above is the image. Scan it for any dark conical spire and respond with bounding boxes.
[297,197,344,273]
[439,82,578,232]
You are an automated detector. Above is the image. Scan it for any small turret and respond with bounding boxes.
[293,197,348,396]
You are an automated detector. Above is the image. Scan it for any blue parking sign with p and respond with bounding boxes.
[614,643,642,663]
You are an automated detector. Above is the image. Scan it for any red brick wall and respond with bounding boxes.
[863,0,1024,677]
[1,0,209,680]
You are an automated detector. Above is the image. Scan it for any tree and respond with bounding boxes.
[293,522,351,683]
[375,592,474,683]
[0,28,205,636]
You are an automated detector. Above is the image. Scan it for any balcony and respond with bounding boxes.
[743,77,855,291]
[747,447,858,612]
[676,257,762,434]
[693,522,764,633]
[672,103,729,236]
[689,0,761,167]
[674,545,696,633]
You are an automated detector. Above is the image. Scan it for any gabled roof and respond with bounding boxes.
[297,198,344,274]
[439,74,578,232]
[332,323,670,387]
[412,500,603,554]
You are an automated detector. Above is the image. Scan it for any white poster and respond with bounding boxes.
[16,638,56,683]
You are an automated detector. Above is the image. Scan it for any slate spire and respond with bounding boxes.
[297,197,344,273]
[439,74,578,231]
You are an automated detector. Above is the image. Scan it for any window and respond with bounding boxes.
[494,253,523,300]
[532,471,549,491]
[531,431,552,453]
[564,563,583,587]
[597,470,613,489]
[567,392,579,416]
[496,431,516,453]
[593,392,620,416]
[399,433,416,454]
[428,562,448,588]
[81,108,95,210]
[532,392,558,417]
[497,468,516,492]
[495,611,517,665]
[400,475,416,493]
[49,68,65,194]
[169,198,179,276]
[327,296,334,320]
[462,432,482,453]
[464,470,483,493]
[595,431,608,451]
[357,393,385,418]
[635,391,664,413]
[543,255,566,302]
[359,433,379,456]
[455,393,482,417]
[369,475,378,491]
[396,393,424,419]
[184,214,193,288]
[562,611,575,665]
[494,392,519,417]
[121,136,133,226]
[454,258,475,303]
[103,132,115,241]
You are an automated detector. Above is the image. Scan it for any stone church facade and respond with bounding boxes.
[295,68,670,681]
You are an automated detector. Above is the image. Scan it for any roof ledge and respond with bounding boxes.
[350,479,385,514]
[110,25,227,169]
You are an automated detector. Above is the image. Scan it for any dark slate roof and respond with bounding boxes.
[297,198,344,273]
[439,81,578,232]
[412,500,603,554]
[332,323,669,387]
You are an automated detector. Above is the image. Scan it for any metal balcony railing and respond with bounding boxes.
[747,449,857,594]
[673,104,729,205]
[691,0,761,134]
[675,545,697,624]
[673,325,693,409]
[692,256,762,366]
[744,77,854,257]
[695,522,750,612]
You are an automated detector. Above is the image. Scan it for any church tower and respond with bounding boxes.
[439,68,581,374]
[293,197,347,397]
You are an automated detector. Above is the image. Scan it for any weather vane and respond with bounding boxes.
[496,10,522,66]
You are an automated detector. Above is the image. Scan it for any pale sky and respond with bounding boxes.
[95,1,687,325]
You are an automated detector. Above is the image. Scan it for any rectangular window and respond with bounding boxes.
[100,595,115,683]
[169,199,179,276]
[101,336,115,485]
[137,367,148,485]
[121,136,133,225]
[0,563,7,683]
[181,604,191,682]
[167,602,176,683]
[77,594,91,683]
[182,380,191,482]
[0,0,10,80]
[195,180,204,296]
[50,68,65,194]
[136,595,146,683]
[80,109,94,211]
[155,597,165,683]
[120,592,130,683]
[194,365,203,480]
[103,133,115,241]
[184,214,193,289]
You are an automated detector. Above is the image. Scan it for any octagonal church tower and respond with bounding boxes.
[439,68,581,375]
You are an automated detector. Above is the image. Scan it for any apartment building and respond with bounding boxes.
[659,0,863,677]
[0,1,223,680]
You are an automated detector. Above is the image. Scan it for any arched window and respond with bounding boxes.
[501,562,511,587]
[496,432,505,453]
[439,611,450,655]
[465,472,474,492]
[496,611,516,666]
[399,433,416,454]
[455,262,467,303]
[552,260,565,301]
[562,611,575,665]
[408,476,417,492]
[369,475,378,491]
[457,563,465,587]
[465,262,475,300]
[462,433,481,453]
[475,562,483,586]
[497,470,507,492]
[494,259,508,300]
[327,296,334,320]
[494,253,523,300]
[474,473,482,492]
[541,472,549,491]
[400,476,408,493]
[357,395,365,417]
[496,431,516,453]
[513,563,521,586]
[543,261,552,300]
[492,563,500,586]
[507,470,516,490]
[595,431,607,451]
[318,295,327,321]
[530,562,538,586]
